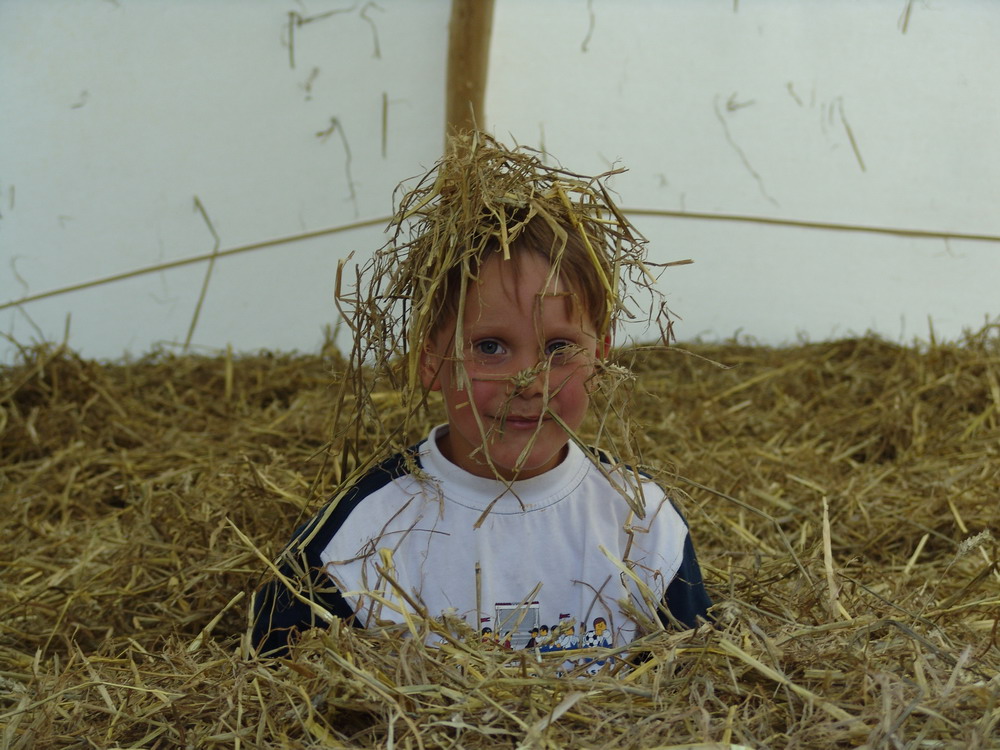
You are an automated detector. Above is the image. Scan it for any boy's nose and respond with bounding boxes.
[510,359,548,397]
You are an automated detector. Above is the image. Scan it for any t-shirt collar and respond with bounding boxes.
[418,424,589,513]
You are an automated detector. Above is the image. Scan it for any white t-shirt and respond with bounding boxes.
[309,424,692,649]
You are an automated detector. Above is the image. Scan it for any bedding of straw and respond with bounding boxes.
[1,324,997,749]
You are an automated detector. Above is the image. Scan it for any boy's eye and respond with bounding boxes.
[545,340,576,358]
[474,339,506,357]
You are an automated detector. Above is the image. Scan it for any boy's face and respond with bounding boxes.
[421,252,604,480]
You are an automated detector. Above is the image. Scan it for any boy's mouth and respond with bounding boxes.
[499,414,544,429]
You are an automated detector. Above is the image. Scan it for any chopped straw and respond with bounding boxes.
[1,318,998,747]
[1,132,997,750]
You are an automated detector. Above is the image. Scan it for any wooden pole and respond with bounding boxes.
[445,0,496,140]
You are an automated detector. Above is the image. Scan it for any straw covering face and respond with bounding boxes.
[338,133,670,502]
[419,251,603,480]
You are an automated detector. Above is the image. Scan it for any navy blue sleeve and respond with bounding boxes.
[250,452,412,657]
[250,538,358,657]
[660,531,712,629]
[591,452,713,632]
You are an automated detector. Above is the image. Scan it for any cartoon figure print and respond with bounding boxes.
[483,602,615,659]
[582,616,614,675]
[583,616,612,648]
[536,624,552,651]
[525,627,540,648]
[555,615,579,650]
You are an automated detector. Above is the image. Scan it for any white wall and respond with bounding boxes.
[2,0,998,363]
[485,0,1000,344]
[1,0,450,361]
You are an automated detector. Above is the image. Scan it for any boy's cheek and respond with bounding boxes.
[419,348,443,391]
[470,381,504,411]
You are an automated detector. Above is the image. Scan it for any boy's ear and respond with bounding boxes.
[419,342,443,391]
[599,333,612,359]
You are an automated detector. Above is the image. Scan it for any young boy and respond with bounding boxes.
[251,135,711,658]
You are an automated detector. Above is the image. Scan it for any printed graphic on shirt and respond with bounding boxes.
[490,601,540,649]
[583,616,612,648]
[476,601,616,673]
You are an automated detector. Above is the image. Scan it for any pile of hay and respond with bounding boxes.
[1,327,997,748]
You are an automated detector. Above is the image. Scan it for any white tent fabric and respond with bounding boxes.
[2,0,997,362]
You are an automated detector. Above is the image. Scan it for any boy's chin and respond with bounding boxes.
[483,443,569,480]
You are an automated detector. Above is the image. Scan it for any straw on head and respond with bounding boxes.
[338,133,667,486]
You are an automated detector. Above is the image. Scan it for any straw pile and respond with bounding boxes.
[1,325,998,748]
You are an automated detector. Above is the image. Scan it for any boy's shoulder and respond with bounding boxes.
[582,444,691,526]
[583,444,666,487]
[334,445,424,512]
[286,444,426,559]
